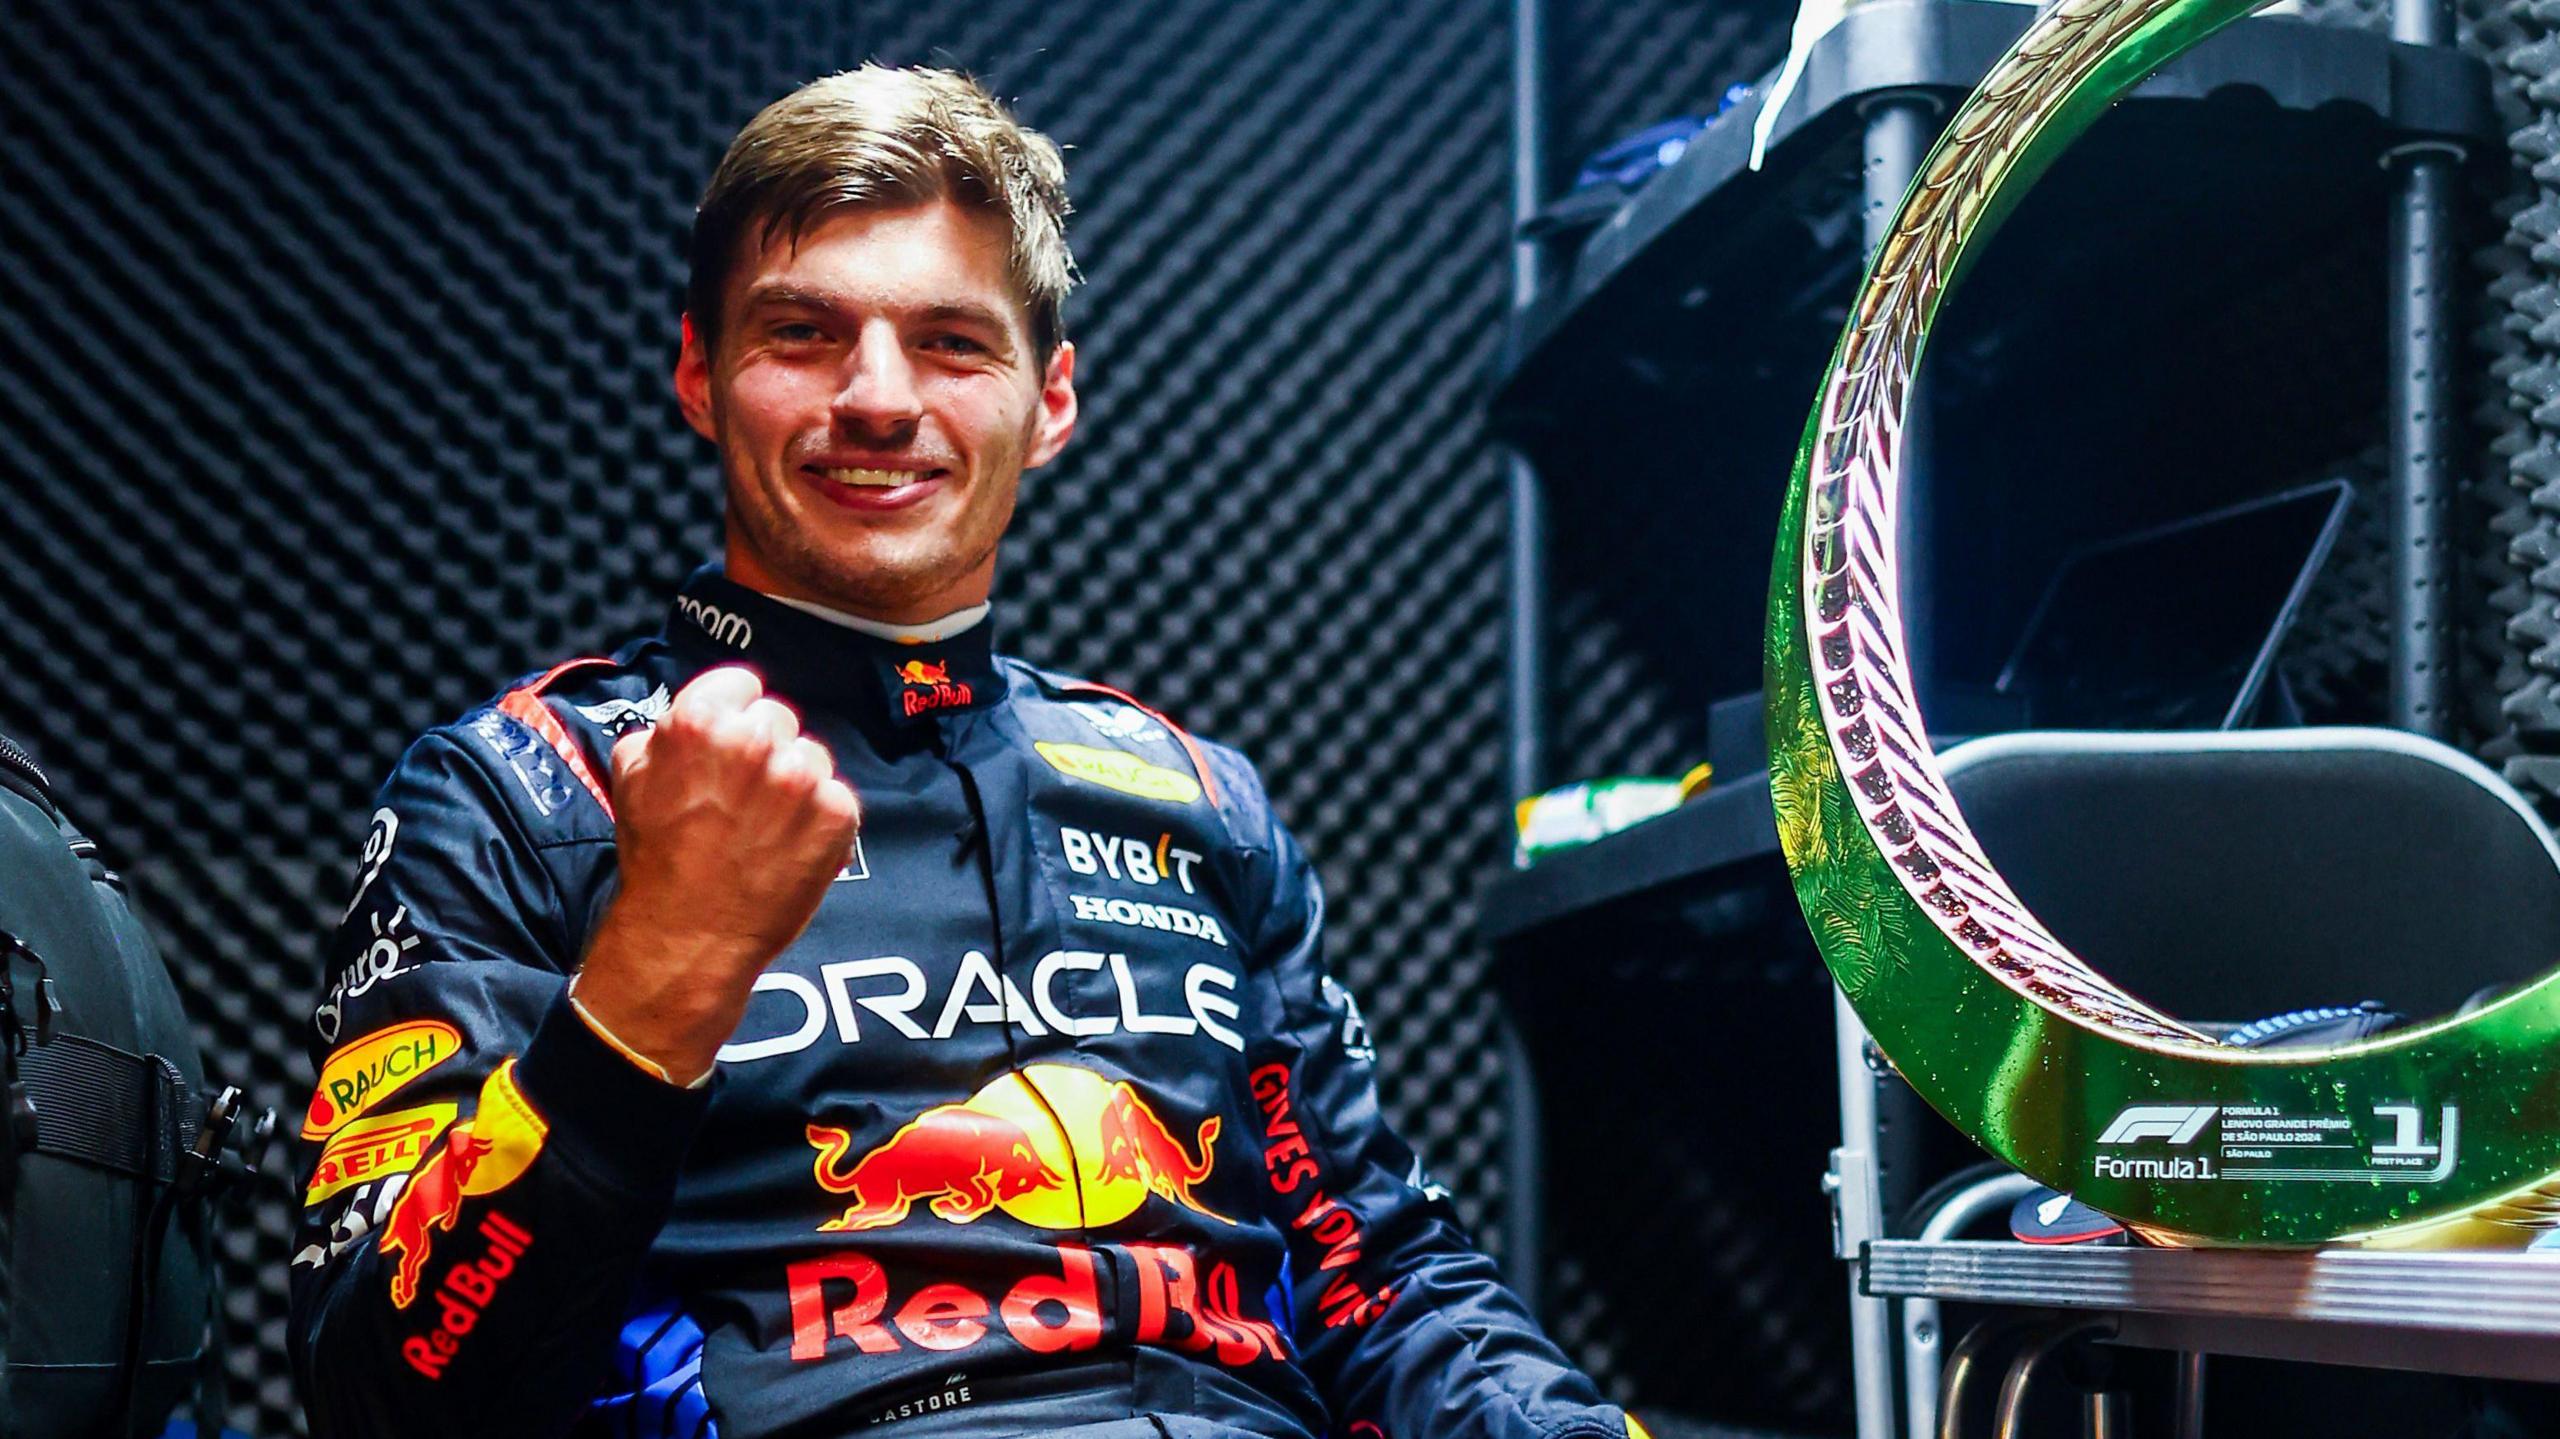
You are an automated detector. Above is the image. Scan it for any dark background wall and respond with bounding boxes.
[8,0,2559,1435]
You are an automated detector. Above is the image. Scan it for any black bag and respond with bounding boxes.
[0,733,267,1438]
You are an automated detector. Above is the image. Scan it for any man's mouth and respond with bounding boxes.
[818,466,936,488]
[803,463,948,511]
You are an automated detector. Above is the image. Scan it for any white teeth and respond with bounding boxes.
[822,467,925,487]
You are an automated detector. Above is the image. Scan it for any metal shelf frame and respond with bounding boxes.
[1862,1238,2560,1385]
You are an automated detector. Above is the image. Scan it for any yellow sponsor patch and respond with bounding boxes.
[1034,741,1202,805]
[303,1102,457,1207]
[304,1019,462,1139]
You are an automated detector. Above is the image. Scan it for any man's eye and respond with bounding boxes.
[925,334,987,356]
[772,322,826,343]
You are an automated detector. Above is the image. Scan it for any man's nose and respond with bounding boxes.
[831,329,924,437]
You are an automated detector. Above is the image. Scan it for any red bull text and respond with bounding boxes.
[401,1211,530,1379]
[784,1242,1285,1367]
[894,659,973,717]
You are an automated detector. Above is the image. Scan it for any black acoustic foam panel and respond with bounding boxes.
[0,2,1520,1432]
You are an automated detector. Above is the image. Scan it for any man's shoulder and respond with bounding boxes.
[997,658,1276,832]
[389,639,673,844]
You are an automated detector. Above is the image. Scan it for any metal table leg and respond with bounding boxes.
[1991,1319,2112,1439]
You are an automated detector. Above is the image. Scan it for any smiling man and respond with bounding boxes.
[289,66,1635,1439]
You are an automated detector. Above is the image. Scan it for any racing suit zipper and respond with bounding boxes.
[943,729,1090,1230]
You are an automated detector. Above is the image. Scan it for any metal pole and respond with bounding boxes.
[1497,1014,1543,1314]
[2173,1351,2208,1439]
[2385,0,2461,737]
[1507,0,1552,801]
[1500,0,1551,1314]
[1861,95,1942,715]
[1834,992,1898,1439]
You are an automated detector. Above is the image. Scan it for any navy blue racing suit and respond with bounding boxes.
[289,565,1627,1439]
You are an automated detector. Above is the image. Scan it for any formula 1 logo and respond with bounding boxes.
[806,1065,1229,1233]
[2095,1104,2219,1146]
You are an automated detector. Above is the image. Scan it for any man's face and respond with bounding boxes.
[675,199,1077,623]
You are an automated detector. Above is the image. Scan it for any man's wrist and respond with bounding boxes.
[567,973,714,1089]
[572,909,751,1086]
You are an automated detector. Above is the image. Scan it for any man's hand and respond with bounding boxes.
[573,665,860,1083]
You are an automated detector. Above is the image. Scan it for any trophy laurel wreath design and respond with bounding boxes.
[1766,0,2560,1245]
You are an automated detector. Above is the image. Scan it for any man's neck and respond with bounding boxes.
[763,591,990,644]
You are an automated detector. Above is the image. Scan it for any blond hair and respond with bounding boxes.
[688,65,1075,355]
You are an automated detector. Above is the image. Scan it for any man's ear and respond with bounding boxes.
[673,313,719,443]
[1023,341,1078,471]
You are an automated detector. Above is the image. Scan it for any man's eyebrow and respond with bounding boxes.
[914,301,1011,332]
[739,281,849,313]
[737,286,1014,343]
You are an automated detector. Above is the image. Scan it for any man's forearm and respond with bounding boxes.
[296,993,710,1437]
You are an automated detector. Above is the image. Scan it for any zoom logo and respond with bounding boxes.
[676,596,754,650]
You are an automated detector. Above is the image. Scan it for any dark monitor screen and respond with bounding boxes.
[1996,481,2352,731]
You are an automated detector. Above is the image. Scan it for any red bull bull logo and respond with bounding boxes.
[381,1060,549,1309]
[1094,1081,1230,1223]
[894,658,974,717]
[805,1065,1227,1233]
[809,1105,1065,1231]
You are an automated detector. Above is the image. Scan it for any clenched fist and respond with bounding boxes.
[573,665,861,1084]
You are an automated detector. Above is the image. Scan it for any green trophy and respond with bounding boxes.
[1764,0,2560,1245]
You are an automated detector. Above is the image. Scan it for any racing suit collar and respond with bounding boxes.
[661,565,1007,733]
